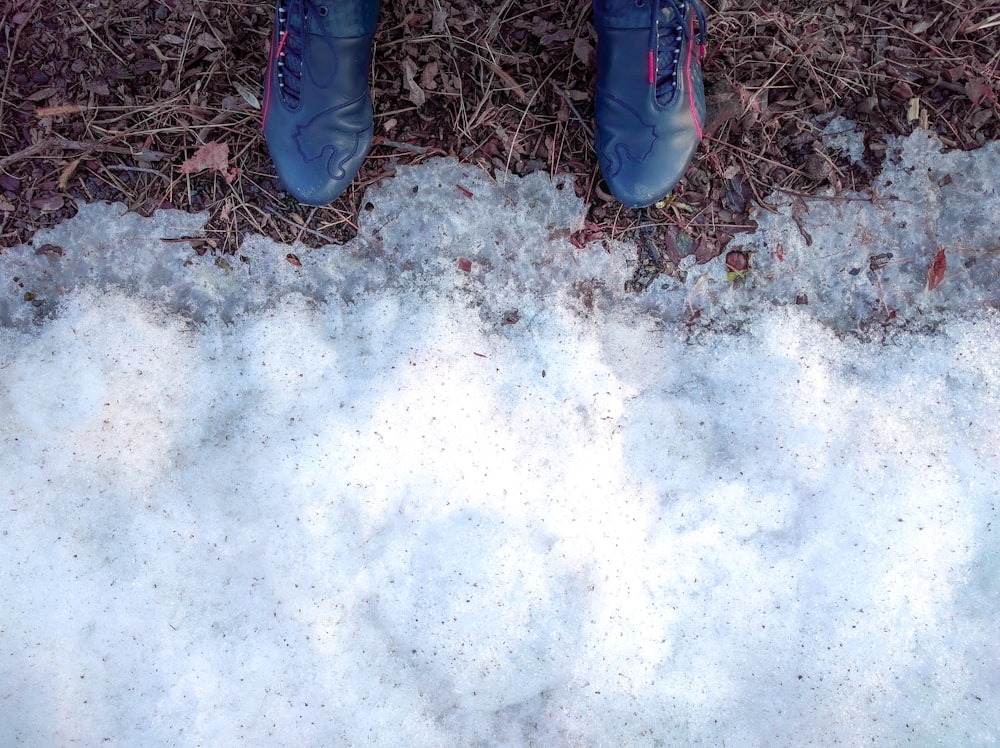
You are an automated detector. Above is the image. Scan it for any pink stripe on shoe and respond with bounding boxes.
[262,30,289,123]
[685,18,704,140]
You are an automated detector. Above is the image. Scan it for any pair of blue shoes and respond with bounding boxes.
[263,0,706,209]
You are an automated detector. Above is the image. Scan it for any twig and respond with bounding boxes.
[263,206,339,245]
[0,137,166,168]
[501,70,553,184]
[549,82,594,137]
[963,11,1000,33]
[105,164,172,183]
[377,139,432,155]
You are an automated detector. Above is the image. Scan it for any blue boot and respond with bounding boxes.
[263,0,380,206]
[593,0,707,208]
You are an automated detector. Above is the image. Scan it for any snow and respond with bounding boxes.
[2,129,999,746]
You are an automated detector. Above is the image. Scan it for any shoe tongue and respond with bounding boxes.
[303,31,339,88]
[303,2,380,38]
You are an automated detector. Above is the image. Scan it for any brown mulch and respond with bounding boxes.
[1,0,997,287]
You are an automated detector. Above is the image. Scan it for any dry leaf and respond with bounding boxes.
[30,195,65,212]
[179,141,239,184]
[420,61,440,92]
[402,59,425,107]
[195,32,223,50]
[540,29,574,45]
[26,87,58,102]
[86,80,110,96]
[965,79,994,106]
[927,247,946,291]
[234,81,260,110]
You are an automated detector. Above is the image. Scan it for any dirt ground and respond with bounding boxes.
[1,0,997,286]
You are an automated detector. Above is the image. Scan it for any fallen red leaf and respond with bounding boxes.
[179,141,239,184]
[965,78,995,106]
[927,247,946,291]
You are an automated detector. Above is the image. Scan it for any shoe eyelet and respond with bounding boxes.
[317,5,328,16]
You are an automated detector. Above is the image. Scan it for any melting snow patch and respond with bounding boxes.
[1,130,999,746]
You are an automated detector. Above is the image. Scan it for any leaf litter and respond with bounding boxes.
[0,0,997,290]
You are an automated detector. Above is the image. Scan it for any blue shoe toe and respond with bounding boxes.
[263,0,379,206]
[593,0,707,208]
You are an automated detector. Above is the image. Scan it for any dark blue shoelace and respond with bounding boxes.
[654,0,706,105]
[275,0,328,107]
